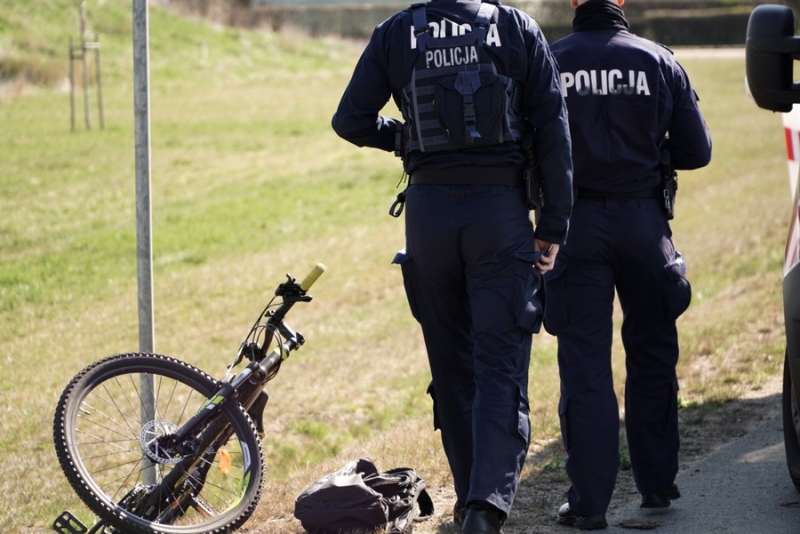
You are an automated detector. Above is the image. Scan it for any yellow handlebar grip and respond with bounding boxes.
[300,263,326,291]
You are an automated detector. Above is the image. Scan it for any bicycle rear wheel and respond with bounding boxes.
[53,353,264,534]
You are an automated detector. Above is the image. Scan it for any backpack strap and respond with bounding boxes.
[415,487,435,519]
[375,467,435,520]
[473,1,497,43]
[411,5,431,51]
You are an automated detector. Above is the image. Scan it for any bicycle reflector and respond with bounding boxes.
[218,448,233,476]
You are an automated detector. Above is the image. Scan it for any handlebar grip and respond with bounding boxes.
[299,263,326,291]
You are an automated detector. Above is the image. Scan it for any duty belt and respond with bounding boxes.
[575,186,659,199]
[410,167,522,186]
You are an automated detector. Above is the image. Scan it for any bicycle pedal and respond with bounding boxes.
[52,511,88,534]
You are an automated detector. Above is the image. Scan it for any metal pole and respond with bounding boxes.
[133,0,156,486]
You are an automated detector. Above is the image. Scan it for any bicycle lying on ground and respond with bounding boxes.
[52,264,326,534]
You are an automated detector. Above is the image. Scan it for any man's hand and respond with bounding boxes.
[535,239,559,273]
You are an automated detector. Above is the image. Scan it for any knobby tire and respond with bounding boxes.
[53,353,264,534]
[783,350,800,491]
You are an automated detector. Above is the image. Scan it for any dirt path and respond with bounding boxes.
[412,375,784,533]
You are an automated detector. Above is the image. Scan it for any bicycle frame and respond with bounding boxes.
[136,265,326,518]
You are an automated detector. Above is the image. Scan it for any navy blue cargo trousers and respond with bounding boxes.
[393,183,544,517]
[544,196,692,517]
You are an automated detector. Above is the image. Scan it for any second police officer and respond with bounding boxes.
[331,0,574,533]
[546,0,712,529]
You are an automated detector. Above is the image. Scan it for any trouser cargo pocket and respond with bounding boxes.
[661,251,691,321]
[392,248,422,323]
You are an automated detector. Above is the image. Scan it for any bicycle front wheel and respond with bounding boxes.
[53,353,264,534]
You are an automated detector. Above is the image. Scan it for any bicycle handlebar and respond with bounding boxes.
[300,263,326,291]
[254,263,326,359]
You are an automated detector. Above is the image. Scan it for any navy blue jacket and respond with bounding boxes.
[549,0,712,193]
[332,0,573,243]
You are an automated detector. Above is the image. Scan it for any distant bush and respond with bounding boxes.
[0,55,65,87]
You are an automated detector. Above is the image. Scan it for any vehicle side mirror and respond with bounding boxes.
[746,4,800,112]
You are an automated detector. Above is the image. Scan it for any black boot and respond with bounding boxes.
[461,504,504,534]
[641,483,681,508]
[556,503,608,530]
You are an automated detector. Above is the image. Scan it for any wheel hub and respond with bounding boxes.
[140,420,181,464]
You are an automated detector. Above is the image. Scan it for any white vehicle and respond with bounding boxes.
[746,3,800,490]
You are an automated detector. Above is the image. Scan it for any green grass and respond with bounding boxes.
[0,2,790,532]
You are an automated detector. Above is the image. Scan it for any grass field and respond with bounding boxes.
[0,2,791,533]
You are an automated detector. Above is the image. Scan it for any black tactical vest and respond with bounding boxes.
[401,1,523,154]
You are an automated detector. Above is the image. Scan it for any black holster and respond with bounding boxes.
[521,132,544,212]
[659,149,678,220]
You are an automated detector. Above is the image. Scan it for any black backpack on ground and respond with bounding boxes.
[293,458,434,534]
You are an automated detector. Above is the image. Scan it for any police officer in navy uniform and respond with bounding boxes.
[332,1,573,532]
[546,0,712,529]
